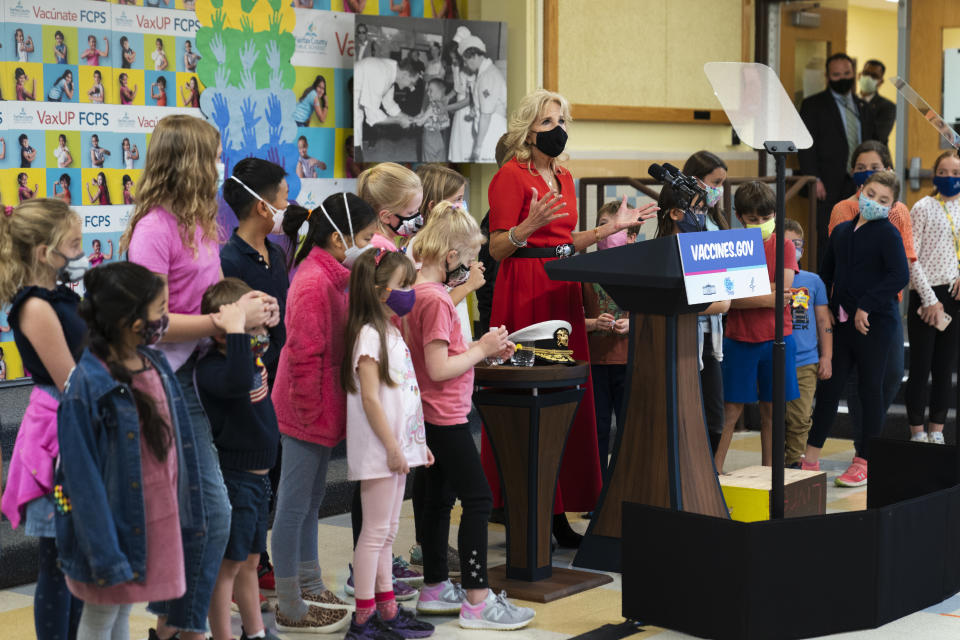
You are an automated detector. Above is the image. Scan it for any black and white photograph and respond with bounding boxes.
[353,15,507,164]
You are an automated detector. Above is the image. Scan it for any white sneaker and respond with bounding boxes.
[910,432,929,443]
[416,579,466,615]
[929,431,946,445]
[458,589,535,631]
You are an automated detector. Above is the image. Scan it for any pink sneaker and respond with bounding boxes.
[835,457,867,487]
[800,457,820,472]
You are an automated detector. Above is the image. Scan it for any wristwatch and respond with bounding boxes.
[508,226,528,248]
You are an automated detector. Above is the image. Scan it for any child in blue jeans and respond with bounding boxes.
[715,181,800,473]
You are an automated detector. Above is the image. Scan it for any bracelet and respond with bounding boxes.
[508,226,527,248]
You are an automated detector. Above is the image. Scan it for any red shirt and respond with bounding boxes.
[725,234,799,343]
[402,281,472,425]
[488,157,576,247]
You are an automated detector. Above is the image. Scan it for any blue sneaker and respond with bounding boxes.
[382,606,434,638]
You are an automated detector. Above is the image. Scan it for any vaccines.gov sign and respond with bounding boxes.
[677,228,771,304]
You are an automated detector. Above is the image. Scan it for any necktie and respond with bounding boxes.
[843,97,860,167]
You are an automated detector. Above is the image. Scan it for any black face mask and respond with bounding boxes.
[533,125,568,158]
[829,77,855,95]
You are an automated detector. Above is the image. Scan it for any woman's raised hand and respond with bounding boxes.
[517,187,567,239]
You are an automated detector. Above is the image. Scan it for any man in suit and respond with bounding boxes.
[859,59,897,148]
[799,52,878,267]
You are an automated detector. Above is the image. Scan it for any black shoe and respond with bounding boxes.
[553,513,583,548]
[489,507,505,524]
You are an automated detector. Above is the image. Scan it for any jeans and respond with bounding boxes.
[846,307,904,452]
[270,435,332,580]
[591,364,626,482]
[76,603,132,640]
[147,362,231,633]
[422,423,493,589]
[36,536,82,640]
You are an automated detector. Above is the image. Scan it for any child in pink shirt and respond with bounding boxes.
[341,248,434,639]
[401,203,534,631]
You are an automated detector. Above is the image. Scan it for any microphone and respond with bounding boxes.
[648,163,705,210]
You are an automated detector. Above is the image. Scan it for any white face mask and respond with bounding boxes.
[318,194,374,268]
[229,176,287,234]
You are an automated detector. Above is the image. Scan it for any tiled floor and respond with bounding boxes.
[2,432,959,639]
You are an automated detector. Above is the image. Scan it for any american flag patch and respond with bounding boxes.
[249,366,269,403]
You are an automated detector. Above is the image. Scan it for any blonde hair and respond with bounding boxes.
[415,164,466,220]
[503,89,572,167]
[120,115,220,255]
[415,201,484,266]
[357,162,422,217]
[0,198,80,304]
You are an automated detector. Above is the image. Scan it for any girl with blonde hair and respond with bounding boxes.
[402,204,533,630]
[0,198,85,640]
[122,114,278,640]
[483,89,657,546]
[357,162,423,251]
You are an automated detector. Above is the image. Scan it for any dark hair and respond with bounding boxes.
[55,30,63,40]
[93,69,102,81]
[863,169,900,201]
[17,172,26,185]
[300,75,327,109]
[79,262,172,462]
[341,249,416,394]
[932,150,960,196]
[157,75,166,88]
[865,58,886,76]
[201,277,253,315]
[284,192,377,267]
[298,135,308,145]
[734,181,776,218]
[97,171,112,205]
[825,52,854,73]
[59,173,71,186]
[655,184,687,238]
[397,57,420,76]
[14,67,26,82]
[850,140,893,170]
[682,150,730,230]
[120,36,128,47]
[123,174,132,187]
[18,133,27,146]
[223,157,286,221]
[156,38,163,46]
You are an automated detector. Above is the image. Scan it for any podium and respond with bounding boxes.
[545,235,730,572]
[474,362,613,602]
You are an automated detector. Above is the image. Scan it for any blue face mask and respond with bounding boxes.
[675,210,706,233]
[934,175,960,198]
[853,170,875,186]
[859,193,890,221]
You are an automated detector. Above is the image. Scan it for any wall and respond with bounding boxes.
[845,4,899,156]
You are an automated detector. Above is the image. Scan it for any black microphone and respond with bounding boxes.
[648,163,702,209]
[663,163,706,208]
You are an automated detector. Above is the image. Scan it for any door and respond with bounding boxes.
[904,1,960,207]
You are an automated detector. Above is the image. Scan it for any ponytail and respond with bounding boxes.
[79,263,171,462]
[284,193,376,268]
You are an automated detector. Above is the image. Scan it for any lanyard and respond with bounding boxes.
[936,196,960,266]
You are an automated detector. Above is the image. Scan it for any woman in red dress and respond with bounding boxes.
[484,89,657,546]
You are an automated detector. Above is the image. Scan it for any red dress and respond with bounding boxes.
[483,157,602,513]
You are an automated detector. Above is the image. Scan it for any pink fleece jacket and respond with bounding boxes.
[271,247,350,447]
[1,386,60,529]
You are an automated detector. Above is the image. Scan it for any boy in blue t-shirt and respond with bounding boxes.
[783,219,832,468]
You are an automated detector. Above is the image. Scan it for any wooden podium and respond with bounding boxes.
[474,362,613,602]
[545,236,730,572]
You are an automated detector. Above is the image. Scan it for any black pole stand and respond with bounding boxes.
[764,140,797,520]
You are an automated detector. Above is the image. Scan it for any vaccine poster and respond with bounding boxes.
[677,228,771,305]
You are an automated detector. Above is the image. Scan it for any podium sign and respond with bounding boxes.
[677,228,771,304]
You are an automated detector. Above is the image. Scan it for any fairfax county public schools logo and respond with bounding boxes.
[117,112,136,129]
[702,283,716,296]
[724,277,735,295]
[9,0,30,18]
[748,276,756,292]
[13,107,33,125]
[296,20,328,54]
[114,10,134,29]
[299,191,319,209]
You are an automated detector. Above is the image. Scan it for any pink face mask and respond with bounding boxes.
[597,229,629,251]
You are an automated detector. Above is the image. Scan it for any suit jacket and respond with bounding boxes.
[798,89,879,198]
[862,93,896,148]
